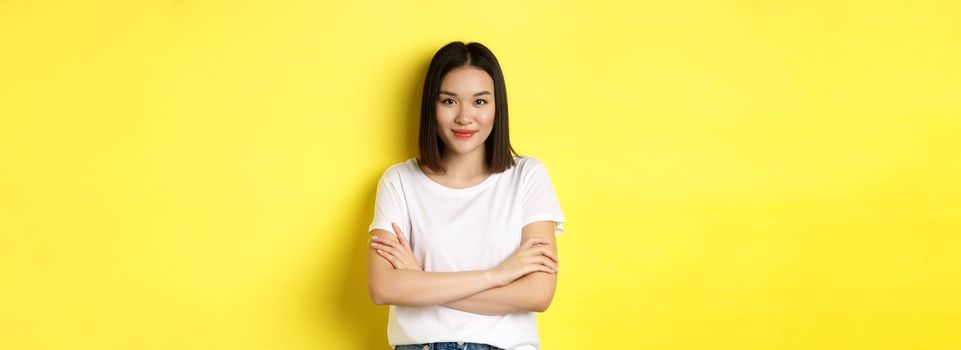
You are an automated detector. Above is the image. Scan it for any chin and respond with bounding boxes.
[450,147,477,155]
[444,144,481,155]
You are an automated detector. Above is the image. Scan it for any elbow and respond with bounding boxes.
[532,295,553,313]
[370,292,385,306]
[369,284,390,305]
[533,302,549,313]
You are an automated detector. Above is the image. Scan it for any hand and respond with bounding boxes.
[369,222,423,271]
[488,237,558,287]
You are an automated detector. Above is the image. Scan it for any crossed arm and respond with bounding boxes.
[366,220,559,315]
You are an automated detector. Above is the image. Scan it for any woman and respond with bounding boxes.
[366,41,566,350]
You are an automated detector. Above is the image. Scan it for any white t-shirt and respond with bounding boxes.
[368,156,566,350]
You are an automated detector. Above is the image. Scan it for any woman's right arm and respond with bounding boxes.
[367,228,501,306]
[367,229,553,306]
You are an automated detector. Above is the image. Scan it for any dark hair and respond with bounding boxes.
[417,41,519,174]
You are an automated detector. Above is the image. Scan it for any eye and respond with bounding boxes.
[474,99,488,105]
[440,98,456,105]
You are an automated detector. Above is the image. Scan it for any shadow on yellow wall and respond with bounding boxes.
[307,60,426,349]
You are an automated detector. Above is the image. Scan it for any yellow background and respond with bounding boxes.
[2,0,959,349]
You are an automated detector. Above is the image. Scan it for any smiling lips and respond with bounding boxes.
[452,129,477,138]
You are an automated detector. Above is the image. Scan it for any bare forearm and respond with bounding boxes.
[442,271,555,315]
[374,269,501,307]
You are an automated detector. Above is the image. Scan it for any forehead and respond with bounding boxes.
[440,66,493,92]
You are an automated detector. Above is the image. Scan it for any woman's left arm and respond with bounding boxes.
[370,220,560,315]
[441,220,559,315]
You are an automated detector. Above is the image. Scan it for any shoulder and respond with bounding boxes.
[511,155,545,171]
[508,156,557,186]
[510,156,550,176]
[379,158,418,183]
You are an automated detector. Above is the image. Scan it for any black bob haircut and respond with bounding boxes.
[417,41,519,174]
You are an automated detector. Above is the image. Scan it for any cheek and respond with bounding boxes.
[435,108,455,124]
[481,110,496,128]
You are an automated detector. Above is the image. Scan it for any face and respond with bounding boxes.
[435,66,496,158]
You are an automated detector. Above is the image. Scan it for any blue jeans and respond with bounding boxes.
[394,342,504,350]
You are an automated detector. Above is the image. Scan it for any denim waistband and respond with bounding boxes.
[394,341,505,350]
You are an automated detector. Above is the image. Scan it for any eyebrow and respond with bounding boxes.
[439,90,492,97]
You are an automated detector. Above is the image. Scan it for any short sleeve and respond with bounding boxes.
[521,161,567,236]
[368,168,409,240]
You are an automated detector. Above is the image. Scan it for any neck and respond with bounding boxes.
[439,146,488,178]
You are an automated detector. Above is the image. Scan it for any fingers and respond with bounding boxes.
[521,237,552,249]
[370,232,402,257]
[531,255,558,272]
[524,237,551,247]
[537,263,555,274]
[370,235,398,248]
[371,240,402,258]
[517,238,559,273]
[371,229,412,260]
[370,232,415,270]
[537,247,559,264]
[376,249,404,269]
[392,222,412,250]
[391,222,407,244]
[518,243,559,264]
[527,259,555,274]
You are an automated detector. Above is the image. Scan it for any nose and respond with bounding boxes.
[454,108,471,125]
